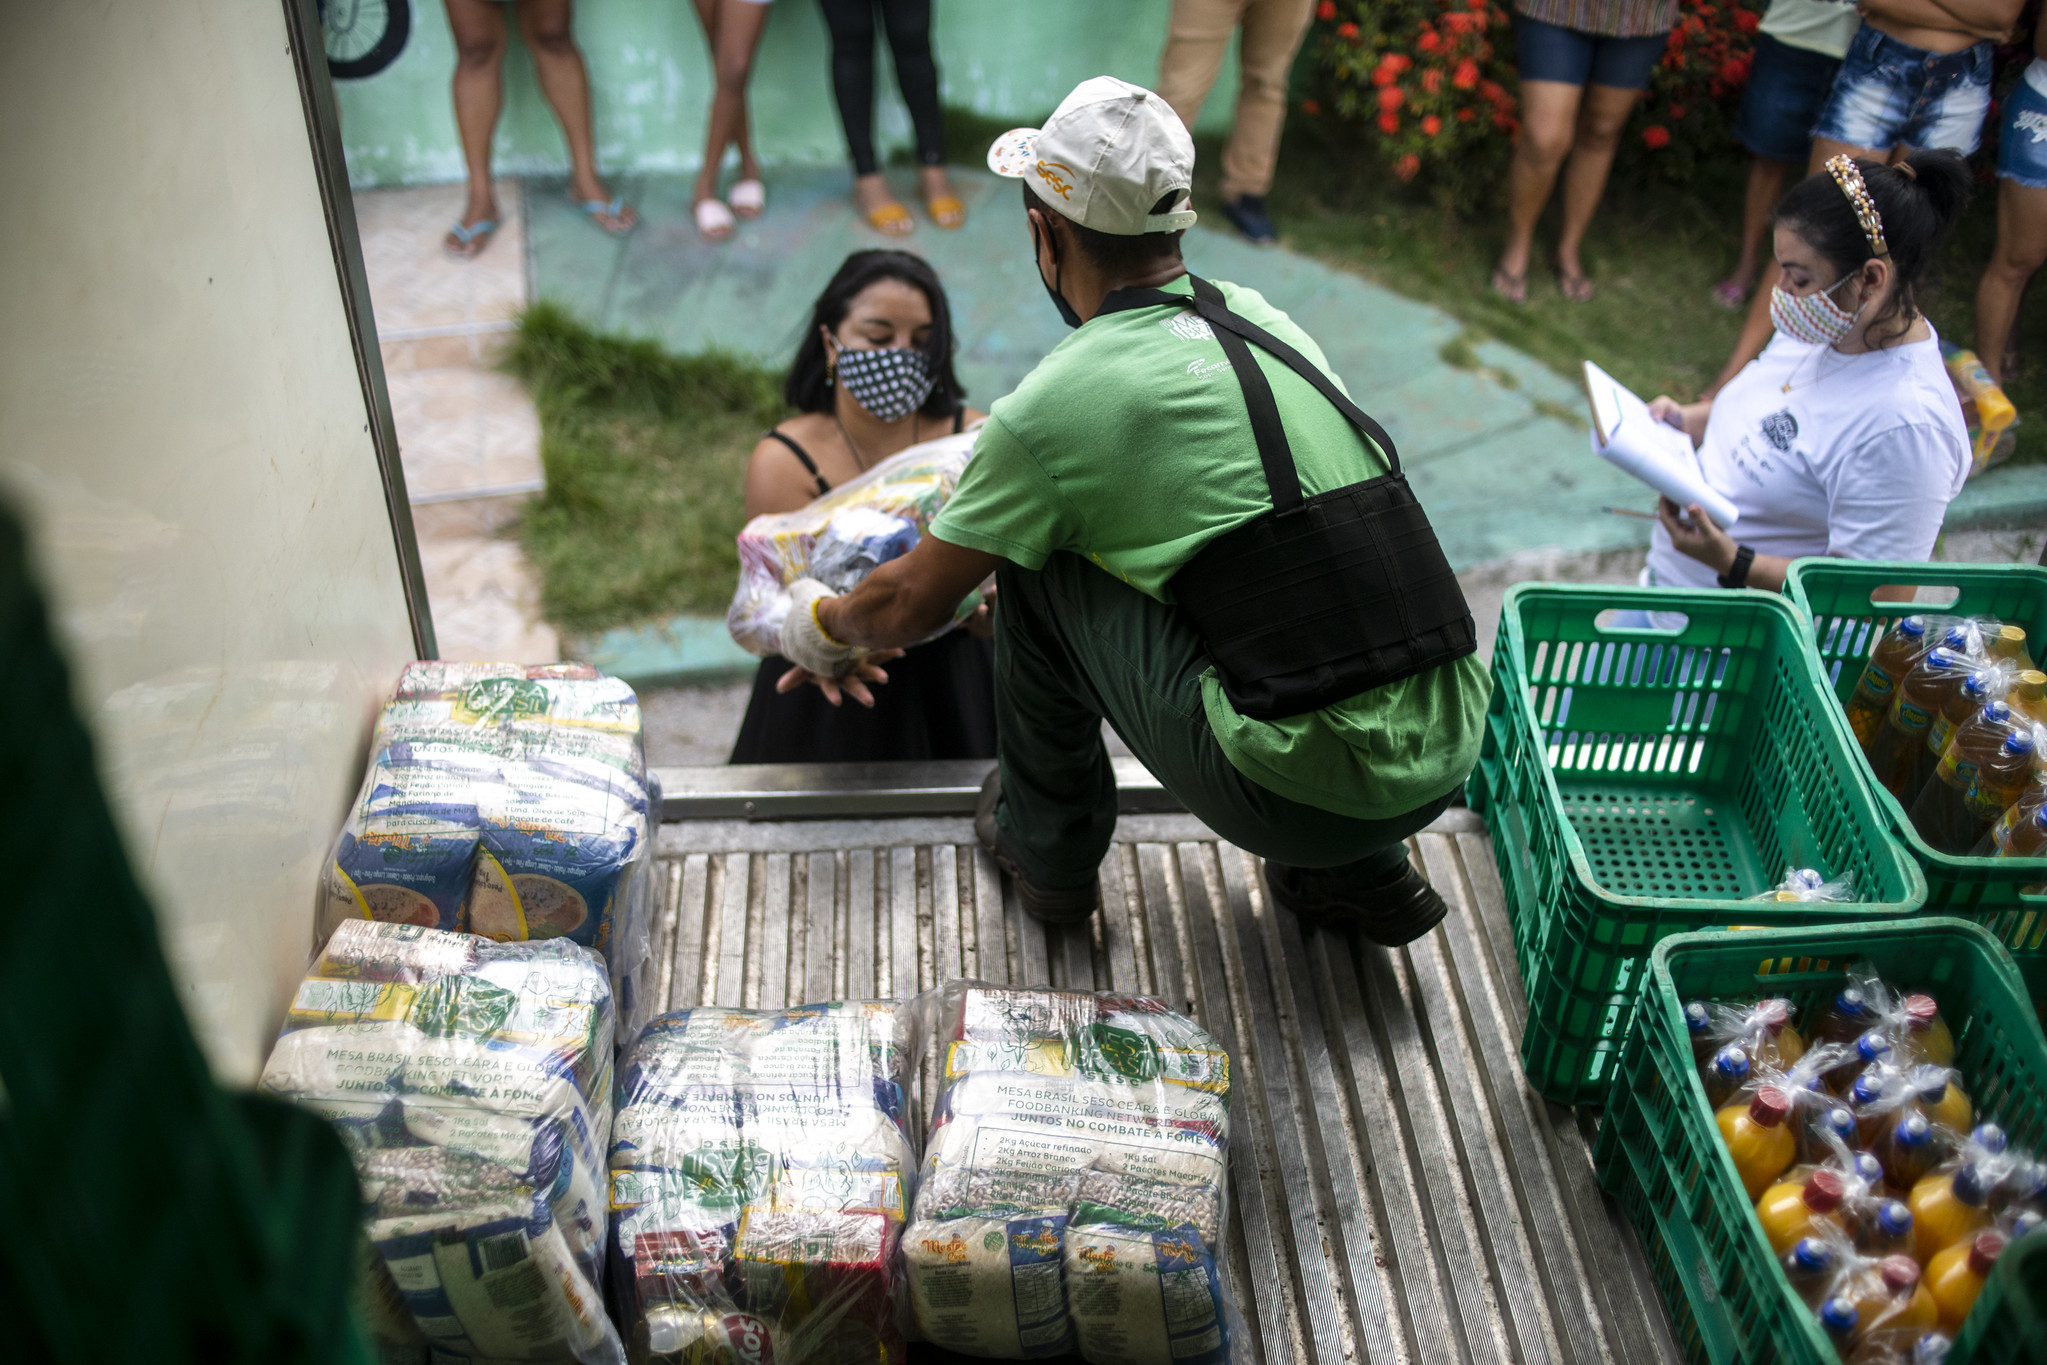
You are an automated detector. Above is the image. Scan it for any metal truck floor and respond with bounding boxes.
[648,762,1681,1365]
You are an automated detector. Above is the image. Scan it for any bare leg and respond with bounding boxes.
[693,0,771,208]
[1976,179,2047,383]
[1552,82,1642,299]
[1495,79,1585,300]
[444,0,509,253]
[1808,134,1889,172]
[517,0,634,232]
[1717,155,1794,301]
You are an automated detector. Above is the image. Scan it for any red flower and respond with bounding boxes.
[1720,55,1751,82]
[1467,0,1486,9]
[1316,0,1337,18]
[1378,111,1401,134]
[1453,58,1480,88]
[1337,20,1360,38]
[1388,53,1413,72]
[1394,153,1421,181]
[1422,68,1443,93]
[1378,85,1405,112]
[1733,6,1759,28]
[1302,98,1322,115]
[1422,114,1443,136]
[1418,28,1443,51]
[1479,79,1505,101]
[1444,11,1472,32]
[1373,63,1399,86]
[1669,102,1687,118]
[1457,106,1477,121]
[1641,124,1671,149]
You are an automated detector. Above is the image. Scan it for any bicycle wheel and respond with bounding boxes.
[323,0,411,80]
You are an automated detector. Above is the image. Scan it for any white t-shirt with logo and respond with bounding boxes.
[1646,328,1969,590]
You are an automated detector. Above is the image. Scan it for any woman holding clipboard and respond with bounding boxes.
[1637,153,1972,594]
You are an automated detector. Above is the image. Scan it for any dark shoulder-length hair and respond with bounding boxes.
[785,250,967,418]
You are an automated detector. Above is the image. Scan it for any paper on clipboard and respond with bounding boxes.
[1583,360,1740,528]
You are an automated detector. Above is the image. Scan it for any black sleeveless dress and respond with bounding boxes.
[728,417,998,765]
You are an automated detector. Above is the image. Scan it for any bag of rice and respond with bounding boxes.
[323,665,660,1040]
[610,1001,917,1364]
[260,921,622,1364]
[904,983,1244,1364]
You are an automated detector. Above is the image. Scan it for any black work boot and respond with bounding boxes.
[975,770,1100,925]
[1263,858,1447,946]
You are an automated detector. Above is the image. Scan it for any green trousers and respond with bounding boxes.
[991,552,1452,891]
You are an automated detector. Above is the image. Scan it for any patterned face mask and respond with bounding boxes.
[833,345,936,423]
[1768,270,1863,347]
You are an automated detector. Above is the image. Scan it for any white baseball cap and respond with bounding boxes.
[987,76,1198,236]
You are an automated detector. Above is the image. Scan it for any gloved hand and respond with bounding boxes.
[780,578,858,677]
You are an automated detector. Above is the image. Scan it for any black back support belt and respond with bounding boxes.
[1097,275,1476,720]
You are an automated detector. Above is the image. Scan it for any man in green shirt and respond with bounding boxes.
[778,76,1491,940]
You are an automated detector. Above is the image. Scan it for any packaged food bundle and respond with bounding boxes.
[904,984,1240,1364]
[322,663,659,1037]
[609,1001,917,1364]
[726,430,986,658]
[1686,960,2047,1358]
[260,920,622,1365]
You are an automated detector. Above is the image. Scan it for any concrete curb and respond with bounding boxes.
[570,615,758,689]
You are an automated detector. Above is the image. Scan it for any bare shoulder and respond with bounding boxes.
[961,406,989,426]
[751,413,829,463]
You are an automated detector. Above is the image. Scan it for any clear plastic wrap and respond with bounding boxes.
[726,430,987,658]
[608,1002,917,1364]
[260,920,622,1364]
[1749,867,1858,903]
[905,984,1243,1363]
[321,662,660,1039]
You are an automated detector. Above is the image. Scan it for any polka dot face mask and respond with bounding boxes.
[834,345,936,423]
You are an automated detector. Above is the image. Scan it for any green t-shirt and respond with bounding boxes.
[930,276,1491,820]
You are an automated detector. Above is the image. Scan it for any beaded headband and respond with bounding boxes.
[1826,154,1889,258]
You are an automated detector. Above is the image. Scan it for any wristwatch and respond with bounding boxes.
[1718,544,1756,590]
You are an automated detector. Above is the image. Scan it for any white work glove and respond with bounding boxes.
[780,578,858,677]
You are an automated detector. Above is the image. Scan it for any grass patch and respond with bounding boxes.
[504,302,782,636]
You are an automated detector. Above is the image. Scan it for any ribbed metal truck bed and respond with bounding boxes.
[645,761,1683,1365]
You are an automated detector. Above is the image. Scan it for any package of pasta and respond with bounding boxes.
[903,983,1245,1363]
[726,429,988,658]
[608,1001,918,1364]
[260,920,623,1365]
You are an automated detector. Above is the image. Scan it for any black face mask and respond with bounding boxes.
[1032,219,1085,330]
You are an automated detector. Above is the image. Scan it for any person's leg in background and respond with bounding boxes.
[1213,0,1317,243]
[1495,79,1587,301]
[444,0,511,255]
[691,0,772,237]
[518,0,635,233]
[1976,76,2047,381]
[1549,81,1642,300]
[820,0,913,235]
[1157,0,1244,207]
[1714,34,1838,309]
[874,0,965,227]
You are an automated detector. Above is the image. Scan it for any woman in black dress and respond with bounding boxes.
[729,251,996,764]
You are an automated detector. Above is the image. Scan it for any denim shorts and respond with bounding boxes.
[1514,13,1670,90]
[1734,33,1843,162]
[1810,24,1994,155]
[1998,65,2047,189]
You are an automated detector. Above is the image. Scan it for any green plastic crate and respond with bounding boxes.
[1468,584,1926,1105]
[1783,558,2047,931]
[1951,1225,2047,1365]
[1593,919,2047,1365]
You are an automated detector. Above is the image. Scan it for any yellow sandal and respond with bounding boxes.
[865,201,914,236]
[925,194,966,230]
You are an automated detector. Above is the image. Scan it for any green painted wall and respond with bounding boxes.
[337,0,1241,187]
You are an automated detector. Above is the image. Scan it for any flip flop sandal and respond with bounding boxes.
[695,198,736,241]
[925,194,966,229]
[1556,263,1596,303]
[1710,278,1751,310]
[729,178,766,218]
[866,201,914,236]
[1490,265,1527,304]
[443,218,498,259]
[576,196,637,237]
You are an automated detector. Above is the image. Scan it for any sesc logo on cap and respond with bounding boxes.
[987,75,1199,237]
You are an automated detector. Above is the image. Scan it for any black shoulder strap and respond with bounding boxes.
[951,408,965,434]
[1097,275,1403,514]
[765,429,831,496]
